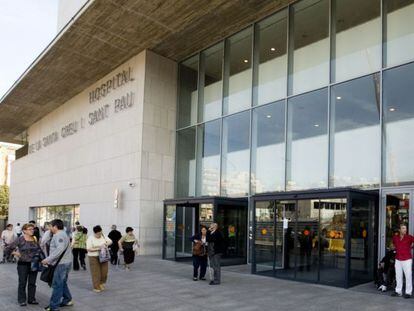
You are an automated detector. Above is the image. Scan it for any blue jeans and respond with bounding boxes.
[49,263,72,310]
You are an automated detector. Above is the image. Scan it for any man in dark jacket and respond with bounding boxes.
[207,223,224,285]
[108,225,122,265]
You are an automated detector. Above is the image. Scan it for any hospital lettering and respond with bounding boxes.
[89,67,134,104]
[88,104,110,125]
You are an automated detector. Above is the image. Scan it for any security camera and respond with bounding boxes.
[128,182,136,187]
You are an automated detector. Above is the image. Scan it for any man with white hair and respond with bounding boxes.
[207,223,224,285]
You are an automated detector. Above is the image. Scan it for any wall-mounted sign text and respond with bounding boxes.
[29,86,135,154]
[89,67,134,104]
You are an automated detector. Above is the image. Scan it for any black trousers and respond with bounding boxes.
[193,256,207,278]
[17,263,37,303]
[110,246,119,265]
[73,248,86,270]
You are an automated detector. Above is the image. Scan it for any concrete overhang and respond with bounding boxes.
[0,0,293,143]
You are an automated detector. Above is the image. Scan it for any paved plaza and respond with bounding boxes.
[0,256,413,311]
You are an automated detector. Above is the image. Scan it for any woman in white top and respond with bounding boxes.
[86,225,112,293]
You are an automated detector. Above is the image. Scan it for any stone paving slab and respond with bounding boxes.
[0,256,413,311]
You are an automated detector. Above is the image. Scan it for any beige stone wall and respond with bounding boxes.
[9,50,177,255]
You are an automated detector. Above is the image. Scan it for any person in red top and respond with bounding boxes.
[392,224,414,298]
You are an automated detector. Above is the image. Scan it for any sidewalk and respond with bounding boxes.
[0,256,413,311]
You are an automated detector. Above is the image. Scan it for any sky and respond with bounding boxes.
[0,0,58,99]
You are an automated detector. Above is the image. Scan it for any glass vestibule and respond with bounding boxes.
[252,189,377,288]
[379,188,414,260]
[163,198,248,265]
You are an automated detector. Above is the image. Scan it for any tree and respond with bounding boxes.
[0,185,9,218]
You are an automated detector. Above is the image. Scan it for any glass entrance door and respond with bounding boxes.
[274,200,296,278]
[175,205,196,258]
[380,190,413,259]
[216,204,247,265]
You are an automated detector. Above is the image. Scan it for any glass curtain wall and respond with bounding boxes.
[196,120,221,196]
[224,28,253,115]
[384,0,414,67]
[251,101,286,194]
[221,112,250,197]
[255,10,288,105]
[332,0,381,82]
[289,0,329,95]
[286,88,328,190]
[383,62,414,185]
[199,44,223,122]
[330,74,380,187]
[175,0,414,198]
[178,56,198,128]
[176,128,196,197]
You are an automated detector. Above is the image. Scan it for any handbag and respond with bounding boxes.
[40,243,69,287]
[99,245,110,263]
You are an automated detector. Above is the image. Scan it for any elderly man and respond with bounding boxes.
[207,223,224,285]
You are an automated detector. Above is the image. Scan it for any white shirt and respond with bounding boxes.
[86,234,112,257]
[14,226,21,235]
[1,229,15,245]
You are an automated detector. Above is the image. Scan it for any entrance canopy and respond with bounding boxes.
[163,197,248,265]
[252,188,378,288]
[0,0,293,143]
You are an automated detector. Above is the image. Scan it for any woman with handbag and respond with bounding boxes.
[118,227,138,271]
[5,223,44,306]
[86,225,112,293]
[190,225,208,281]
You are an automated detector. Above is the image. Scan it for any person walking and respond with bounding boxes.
[29,221,40,241]
[72,225,87,271]
[5,223,44,306]
[40,222,53,257]
[391,223,414,298]
[108,225,122,265]
[41,219,73,311]
[190,226,208,281]
[118,227,138,271]
[207,223,224,285]
[1,224,15,263]
[86,225,112,292]
[15,223,22,238]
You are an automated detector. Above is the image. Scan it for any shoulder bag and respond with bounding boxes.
[40,242,69,287]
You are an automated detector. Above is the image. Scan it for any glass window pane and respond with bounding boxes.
[319,198,347,286]
[333,0,381,82]
[251,101,285,193]
[178,56,198,128]
[200,43,223,121]
[349,197,376,286]
[296,199,319,282]
[164,205,176,259]
[256,10,287,106]
[224,28,253,115]
[290,0,329,95]
[255,201,275,273]
[383,63,414,185]
[221,111,250,196]
[385,0,414,67]
[176,127,196,197]
[196,120,221,196]
[330,74,380,187]
[287,88,328,190]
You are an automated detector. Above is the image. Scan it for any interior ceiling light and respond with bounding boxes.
[270,47,276,51]
[389,107,396,112]
[266,115,272,118]
[243,59,249,63]
[336,96,342,100]
[314,124,320,127]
